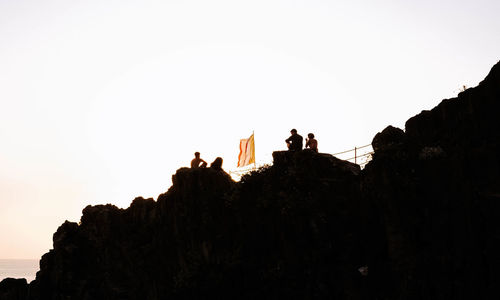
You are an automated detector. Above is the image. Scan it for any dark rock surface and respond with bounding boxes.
[361,60,500,300]
[0,278,28,300]
[1,60,499,299]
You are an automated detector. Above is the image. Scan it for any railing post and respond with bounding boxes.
[354,147,357,164]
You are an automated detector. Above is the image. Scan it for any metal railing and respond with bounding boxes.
[332,144,373,167]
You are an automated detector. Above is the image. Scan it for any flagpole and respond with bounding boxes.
[253,130,256,170]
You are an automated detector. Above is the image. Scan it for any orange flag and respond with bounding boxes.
[237,133,255,167]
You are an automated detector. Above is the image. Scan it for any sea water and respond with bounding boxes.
[0,259,39,282]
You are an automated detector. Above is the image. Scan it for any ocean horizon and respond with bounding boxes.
[0,259,39,282]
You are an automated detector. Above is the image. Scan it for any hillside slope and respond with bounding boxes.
[1,60,499,300]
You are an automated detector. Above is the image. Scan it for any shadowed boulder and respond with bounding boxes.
[0,278,28,300]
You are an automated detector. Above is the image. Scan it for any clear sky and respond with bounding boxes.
[1,0,499,259]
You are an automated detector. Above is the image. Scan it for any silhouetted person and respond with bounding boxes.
[191,152,207,168]
[305,133,318,152]
[210,157,223,171]
[285,129,303,151]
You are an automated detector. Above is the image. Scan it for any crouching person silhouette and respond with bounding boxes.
[210,157,223,171]
[305,133,318,153]
[191,152,207,168]
[285,129,303,151]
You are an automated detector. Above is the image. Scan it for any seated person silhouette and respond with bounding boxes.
[305,133,318,152]
[285,128,303,151]
[210,157,223,171]
[191,152,207,168]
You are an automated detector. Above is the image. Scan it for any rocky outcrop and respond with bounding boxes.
[2,60,500,299]
[0,278,28,300]
[362,60,500,299]
[17,152,365,300]
[26,167,237,300]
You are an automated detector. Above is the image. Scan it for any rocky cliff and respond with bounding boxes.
[1,61,500,299]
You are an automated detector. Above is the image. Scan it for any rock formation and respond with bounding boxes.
[361,60,500,299]
[1,60,499,299]
[0,279,28,300]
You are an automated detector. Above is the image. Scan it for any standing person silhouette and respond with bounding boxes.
[285,129,303,151]
[305,133,318,152]
[191,152,207,168]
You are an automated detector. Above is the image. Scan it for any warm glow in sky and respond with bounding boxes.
[1,0,499,259]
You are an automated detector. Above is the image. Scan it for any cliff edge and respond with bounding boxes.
[2,60,500,300]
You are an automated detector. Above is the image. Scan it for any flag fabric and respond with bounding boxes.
[237,133,255,167]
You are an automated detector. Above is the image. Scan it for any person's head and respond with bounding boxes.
[290,129,297,135]
[308,133,315,139]
[194,152,200,158]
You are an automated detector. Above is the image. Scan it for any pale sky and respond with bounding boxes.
[1,0,499,259]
